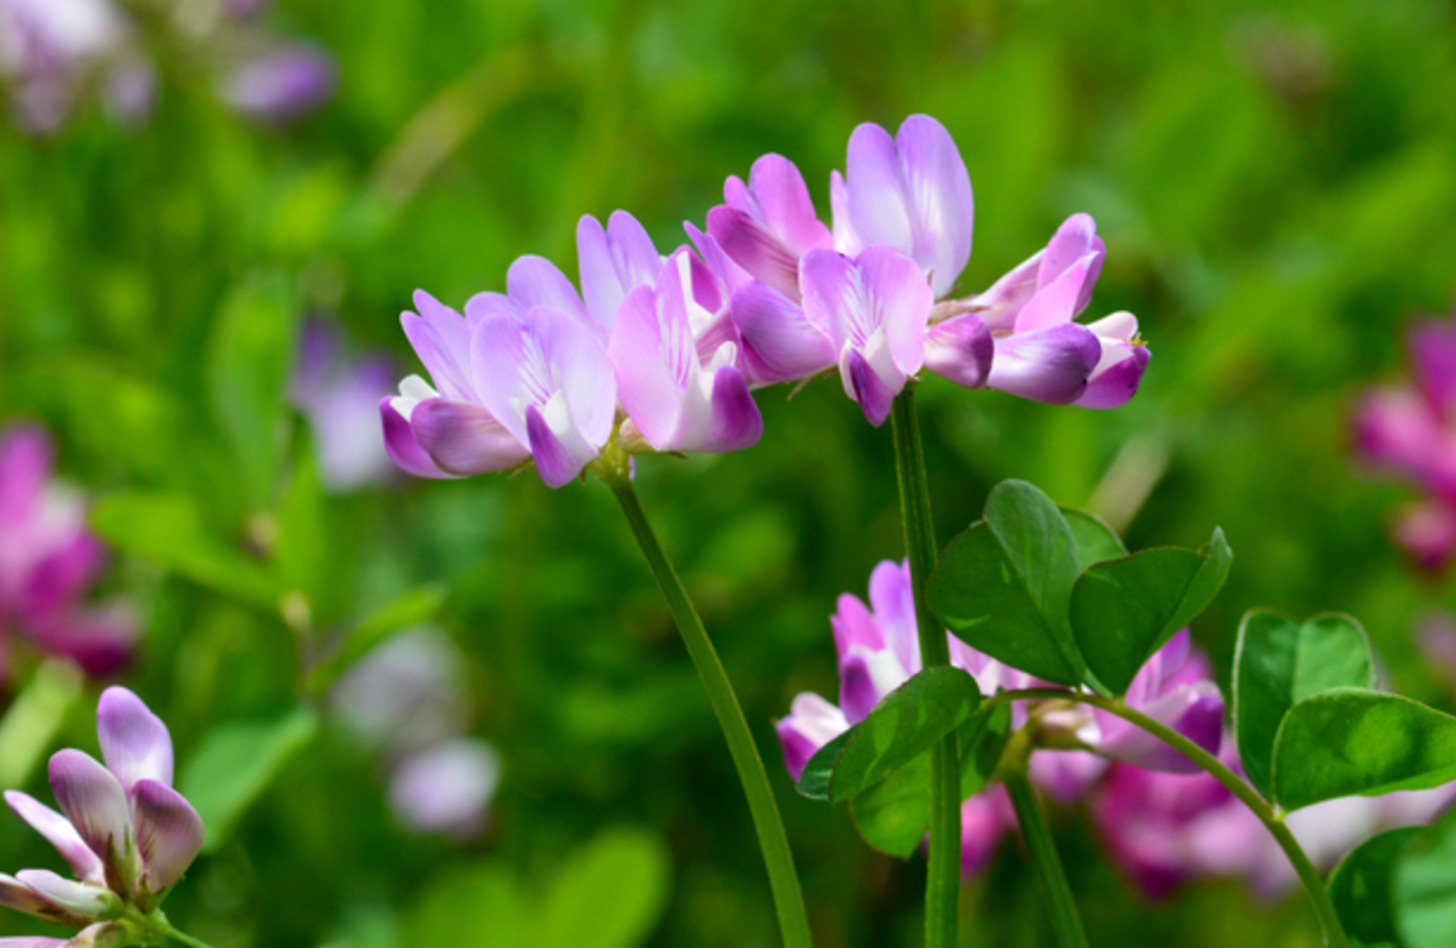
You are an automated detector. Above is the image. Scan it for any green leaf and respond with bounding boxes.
[1233,610,1377,799]
[927,480,1084,685]
[0,660,83,789]
[304,585,448,693]
[1069,527,1232,694]
[1394,808,1456,948]
[828,667,981,803]
[410,863,528,948]
[849,752,931,858]
[538,828,671,948]
[1327,827,1418,948]
[796,728,854,802]
[207,276,297,507]
[274,445,328,607]
[959,703,1011,799]
[1059,506,1128,569]
[180,706,319,851]
[90,490,281,608]
[1272,689,1456,811]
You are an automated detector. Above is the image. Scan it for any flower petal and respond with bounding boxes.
[0,426,52,525]
[380,397,455,479]
[986,323,1101,405]
[577,211,662,333]
[924,313,993,389]
[530,306,617,448]
[843,122,914,259]
[400,291,473,402]
[609,284,685,449]
[729,281,835,384]
[699,365,763,453]
[96,687,172,792]
[4,791,105,884]
[524,403,588,489]
[858,246,932,375]
[707,205,803,302]
[410,399,529,476]
[388,738,500,838]
[741,154,833,257]
[0,874,79,926]
[13,871,116,921]
[131,779,204,893]
[1014,252,1101,334]
[895,114,974,297]
[46,750,132,877]
[843,347,898,428]
[1098,683,1224,773]
[505,255,587,324]
[775,693,849,782]
[1038,214,1104,315]
[1076,341,1150,409]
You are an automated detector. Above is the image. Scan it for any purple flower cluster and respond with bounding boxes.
[1,688,203,944]
[0,0,334,132]
[0,425,134,680]
[774,560,1221,878]
[291,319,398,493]
[383,115,1149,486]
[1352,308,1456,569]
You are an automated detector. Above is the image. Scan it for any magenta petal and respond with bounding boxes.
[27,606,135,679]
[400,292,473,401]
[4,792,104,884]
[987,324,1101,405]
[707,206,804,302]
[844,348,897,427]
[960,788,1014,877]
[131,779,204,892]
[1038,214,1105,315]
[1396,501,1456,571]
[1411,319,1456,416]
[524,405,586,489]
[1099,686,1224,773]
[411,399,529,476]
[1077,343,1150,409]
[830,593,883,660]
[844,122,914,259]
[968,250,1042,332]
[867,560,919,675]
[0,426,53,524]
[729,282,835,384]
[505,255,586,324]
[380,398,455,479]
[608,284,683,449]
[97,687,172,792]
[20,533,105,617]
[924,313,993,389]
[701,365,763,453]
[744,154,833,257]
[895,114,974,297]
[47,750,131,869]
[1014,253,1100,334]
[838,653,885,725]
[775,693,849,782]
[858,246,932,374]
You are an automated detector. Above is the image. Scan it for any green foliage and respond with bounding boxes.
[1059,507,1128,569]
[1272,689,1456,811]
[1394,808,1456,948]
[1327,827,1417,948]
[1233,610,1377,799]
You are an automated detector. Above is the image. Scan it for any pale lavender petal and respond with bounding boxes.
[463,291,522,324]
[380,397,455,479]
[1014,253,1100,334]
[3,792,103,884]
[13,871,116,921]
[578,211,661,332]
[707,206,803,302]
[411,399,529,476]
[223,43,335,123]
[843,122,914,258]
[96,687,172,792]
[684,222,752,295]
[529,306,617,448]
[800,249,862,353]
[1029,750,1108,805]
[1077,343,1150,409]
[858,246,932,374]
[986,323,1101,405]
[401,291,474,401]
[743,154,833,257]
[608,285,685,449]
[923,313,993,389]
[1038,214,1104,314]
[843,347,899,428]
[469,315,534,444]
[828,170,861,256]
[729,281,835,384]
[0,874,74,925]
[0,936,72,947]
[896,114,973,297]
[389,738,500,838]
[775,693,849,782]
[525,404,588,489]
[506,255,586,324]
[968,250,1042,332]
[131,779,204,892]
[47,750,131,870]
[698,365,763,453]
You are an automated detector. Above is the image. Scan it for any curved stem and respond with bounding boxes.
[1002,767,1090,948]
[889,385,961,948]
[602,468,813,948]
[983,688,1351,948]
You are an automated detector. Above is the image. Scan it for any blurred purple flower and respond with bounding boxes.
[2,687,203,930]
[291,319,396,492]
[389,738,500,839]
[0,425,135,678]
[1353,309,1456,568]
[0,0,127,131]
[222,42,335,124]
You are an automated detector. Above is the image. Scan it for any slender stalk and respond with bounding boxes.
[889,384,961,948]
[599,464,812,948]
[1002,768,1090,948]
[983,688,1351,948]
[123,908,214,948]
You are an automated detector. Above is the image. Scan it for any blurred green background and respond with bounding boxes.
[4,0,1456,944]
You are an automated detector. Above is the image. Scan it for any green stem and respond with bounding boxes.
[123,907,214,948]
[1002,767,1090,948]
[984,689,1351,948]
[889,384,961,948]
[601,466,812,948]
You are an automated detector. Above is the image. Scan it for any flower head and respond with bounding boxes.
[2,687,203,933]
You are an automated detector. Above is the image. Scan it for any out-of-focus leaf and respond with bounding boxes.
[275,444,328,609]
[305,584,447,693]
[1327,826,1418,948]
[1272,689,1456,811]
[180,706,319,851]
[1069,528,1231,695]
[928,480,1084,685]
[960,703,1012,799]
[1395,807,1456,948]
[0,660,84,789]
[827,667,980,802]
[849,752,931,859]
[206,276,297,507]
[1233,610,1377,799]
[90,490,281,607]
[409,863,528,948]
[537,827,671,948]
[1059,506,1127,570]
